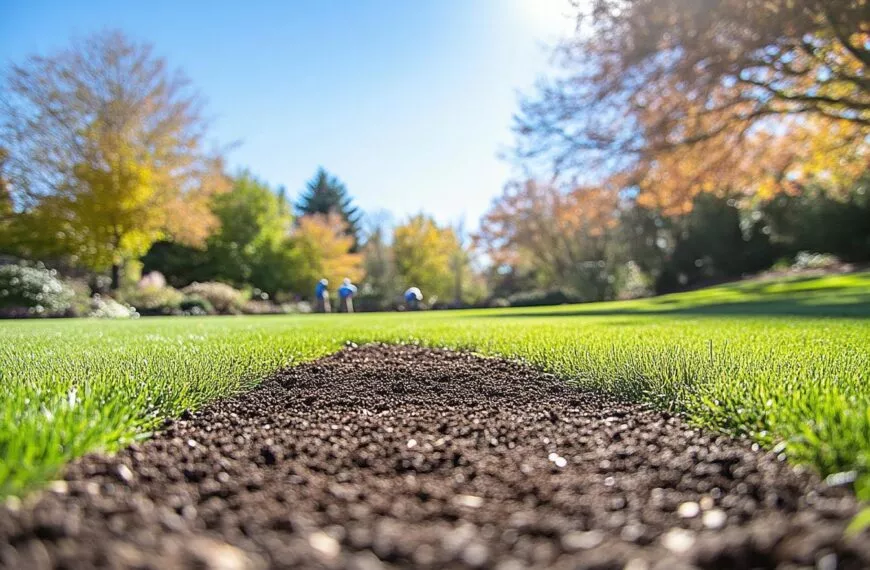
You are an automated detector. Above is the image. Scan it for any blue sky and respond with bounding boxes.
[0,0,575,230]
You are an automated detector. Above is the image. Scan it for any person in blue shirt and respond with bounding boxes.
[404,286,422,310]
[314,278,330,313]
[338,278,358,313]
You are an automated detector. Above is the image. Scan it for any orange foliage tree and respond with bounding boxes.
[475,180,623,300]
[291,213,364,297]
[515,0,870,213]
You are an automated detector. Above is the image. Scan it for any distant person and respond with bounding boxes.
[338,278,358,313]
[404,286,423,310]
[315,278,330,313]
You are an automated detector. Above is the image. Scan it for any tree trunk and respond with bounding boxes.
[111,263,121,290]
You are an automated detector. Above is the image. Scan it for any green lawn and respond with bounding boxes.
[2,271,870,500]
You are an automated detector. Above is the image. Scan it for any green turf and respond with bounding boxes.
[2,271,869,499]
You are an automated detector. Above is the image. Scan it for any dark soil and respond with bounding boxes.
[1,344,867,569]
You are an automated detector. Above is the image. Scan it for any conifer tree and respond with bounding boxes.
[296,168,362,250]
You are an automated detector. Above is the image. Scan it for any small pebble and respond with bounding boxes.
[48,481,69,494]
[702,509,727,530]
[817,553,837,570]
[620,523,646,543]
[461,542,489,567]
[561,530,604,551]
[661,528,695,553]
[454,495,484,509]
[116,464,134,483]
[623,559,650,570]
[677,501,700,518]
[4,496,22,511]
[309,531,340,559]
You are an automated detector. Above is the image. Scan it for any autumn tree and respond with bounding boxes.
[515,0,870,213]
[296,168,362,250]
[392,214,461,302]
[476,180,623,301]
[291,213,364,297]
[0,31,228,287]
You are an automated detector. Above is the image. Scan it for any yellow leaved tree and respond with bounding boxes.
[291,213,364,297]
[0,31,228,286]
[392,214,461,302]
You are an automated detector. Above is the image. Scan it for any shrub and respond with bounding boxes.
[281,301,312,314]
[89,295,138,319]
[0,264,74,317]
[119,284,184,316]
[488,297,510,308]
[241,300,283,315]
[65,279,94,318]
[182,282,245,314]
[618,262,653,300]
[139,271,167,289]
[179,295,214,315]
[507,288,582,307]
[792,252,841,271]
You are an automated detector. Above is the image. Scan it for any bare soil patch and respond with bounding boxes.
[1,344,867,569]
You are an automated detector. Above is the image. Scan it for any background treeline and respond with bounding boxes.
[2,0,869,318]
[480,0,869,304]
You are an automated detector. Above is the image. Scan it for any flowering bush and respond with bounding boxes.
[138,271,167,289]
[0,263,74,317]
[89,295,138,319]
[119,283,184,315]
[793,252,841,271]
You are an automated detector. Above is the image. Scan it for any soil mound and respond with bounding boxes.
[1,344,867,569]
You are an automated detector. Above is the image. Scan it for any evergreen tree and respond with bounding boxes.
[296,168,362,250]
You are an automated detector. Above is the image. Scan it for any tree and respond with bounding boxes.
[515,0,870,213]
[291,213,364,298]
[475,180,623,301]
[207,171,301,295]
[0,30,228,287]
[760,176,870,263]
[296,168,362,250]
[392,215,461,302]
[141,172,306,296]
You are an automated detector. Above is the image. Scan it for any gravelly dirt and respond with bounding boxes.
[1,343,868,570]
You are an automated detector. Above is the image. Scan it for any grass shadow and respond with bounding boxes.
[478,295,870,320]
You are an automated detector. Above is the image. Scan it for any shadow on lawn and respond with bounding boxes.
[480,294,870,320]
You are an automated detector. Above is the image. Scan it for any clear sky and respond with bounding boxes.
[0,0,575,230]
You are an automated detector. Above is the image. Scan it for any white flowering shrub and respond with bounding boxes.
[89,295,139,319]
[792,252,841,270]
[0,264,74,317]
